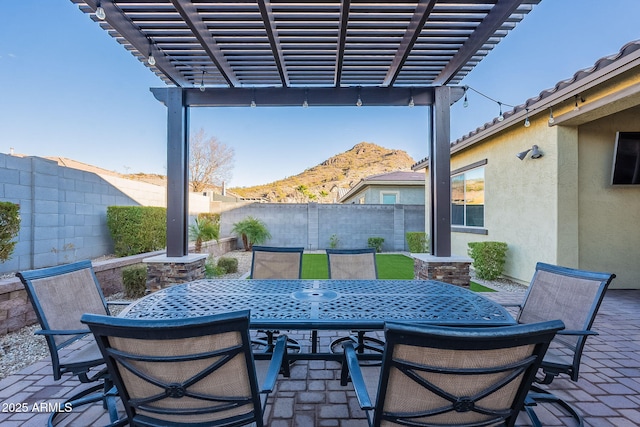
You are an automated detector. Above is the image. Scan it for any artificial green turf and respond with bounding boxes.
[301,253,414,279]
[469,281,496,292]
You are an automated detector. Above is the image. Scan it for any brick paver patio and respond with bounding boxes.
[1,289,638,426]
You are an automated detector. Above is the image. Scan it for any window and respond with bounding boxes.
[381,192,398,204]
[451,166,484,227]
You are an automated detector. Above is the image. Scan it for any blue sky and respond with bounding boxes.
[2,1,640,187]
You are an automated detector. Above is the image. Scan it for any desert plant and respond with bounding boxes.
[367,237,385,253]
[0,201,20,263]
[122,265,147,298]
[189,217,219,253]
[231,216,271,251]
[467,241,508,280]
[329,233,339,249]
[405,232,429,253]
[205,258,226,278]
[217,257,238,274]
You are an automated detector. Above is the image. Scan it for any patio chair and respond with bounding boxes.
[340,319,564,427]
[81,310,289,427]
[510,262,616,426]
[250,245,304,353]
[326,248,385,359]
[16,260,124,426]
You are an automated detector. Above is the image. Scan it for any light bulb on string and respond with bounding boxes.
[303,90,309,108]
[497,102,504,122]
[463,93,468,108]
[148,53,156,66]
[95,3,106,20]
[524,108,530,127]
[199,71,206,92]
[408,96,415,107]
[548,108,555,124]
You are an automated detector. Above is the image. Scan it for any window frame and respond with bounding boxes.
[451,160,487,233]
[380,191,399,204]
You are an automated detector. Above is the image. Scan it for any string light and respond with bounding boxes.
[199,71,206,92]
[303,89,309,108]
[548,107,555,125]
[497,102,504,122]
[463,91,468,108]
[250,89,257,107]
[95,2,106,20]
[356,88,363,107]
[574,95,580,111]
[524,108,530,127]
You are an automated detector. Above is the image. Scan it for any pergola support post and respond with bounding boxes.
[165,88,190,257]
[430,86,452,257]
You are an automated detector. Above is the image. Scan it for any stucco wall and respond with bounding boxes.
[577,107,640,289]
[343,185,425,205]
[447,113,563,283]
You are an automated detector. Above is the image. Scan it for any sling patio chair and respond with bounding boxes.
[326,248,385,359]
[340,320,564,427]
[508,262,616,427]
[250,246,304,353]
[81,310,289,427]
[16,260,126,426]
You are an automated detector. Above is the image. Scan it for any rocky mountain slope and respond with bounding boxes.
[229,142,416,203]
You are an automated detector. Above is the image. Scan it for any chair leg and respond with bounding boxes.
[526,385,584,427]
[49,380,125,427]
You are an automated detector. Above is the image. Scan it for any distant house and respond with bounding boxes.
[338,171,425,204]
[413,40,640,289]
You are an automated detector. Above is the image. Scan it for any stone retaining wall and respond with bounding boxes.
[0,237,237,336]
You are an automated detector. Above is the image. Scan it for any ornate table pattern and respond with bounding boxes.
[122,279,514,329]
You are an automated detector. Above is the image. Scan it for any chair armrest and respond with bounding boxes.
[341,342,374,410]
[106,301,132,306]
[260,334,289,393]
[35,328,91,336]
[557,329,598,337]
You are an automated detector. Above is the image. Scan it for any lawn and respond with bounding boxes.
[301,253,414,279]
[301,253,494,291]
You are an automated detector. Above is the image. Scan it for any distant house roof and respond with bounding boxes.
[412,39,640,170]
[339,171,425,203]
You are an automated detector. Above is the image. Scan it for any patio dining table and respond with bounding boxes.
[120,279,515,360]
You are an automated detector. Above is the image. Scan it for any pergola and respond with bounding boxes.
[72,0,541,258]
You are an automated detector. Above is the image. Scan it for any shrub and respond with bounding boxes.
[329,234,339,249]
[205,257,226,278]
[405,232,429,253]
[122,265,147,298]
[467,241,508,280]
[217,257,238,274]
[0,201,20,263]
[231,216,271,251]
[367,237,385,253]
[107,206,167,257]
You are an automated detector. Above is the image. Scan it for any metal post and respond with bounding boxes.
[429,86,452,257]
[165,88,189,257]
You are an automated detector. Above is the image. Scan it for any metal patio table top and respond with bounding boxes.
[121,279,515,330]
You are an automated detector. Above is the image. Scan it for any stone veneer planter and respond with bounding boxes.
[412,253,472,287]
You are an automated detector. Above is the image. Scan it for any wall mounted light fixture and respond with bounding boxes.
[517,145,543,160]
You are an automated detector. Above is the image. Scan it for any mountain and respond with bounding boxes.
[229,142,416,203]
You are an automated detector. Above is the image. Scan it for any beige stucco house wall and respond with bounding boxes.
[416,40,640,289]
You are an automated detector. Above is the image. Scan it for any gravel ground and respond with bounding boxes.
[0,251,524,380]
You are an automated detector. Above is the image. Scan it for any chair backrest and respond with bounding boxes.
[17,260,109,378]
[371,320,564,427]
[326,248,378,279]
[82,310,266,427]
[250,246,304,279]
[518,262,615,380]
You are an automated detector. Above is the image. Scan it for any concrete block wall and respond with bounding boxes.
[0,154,141,274]
[220,202,426,251]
